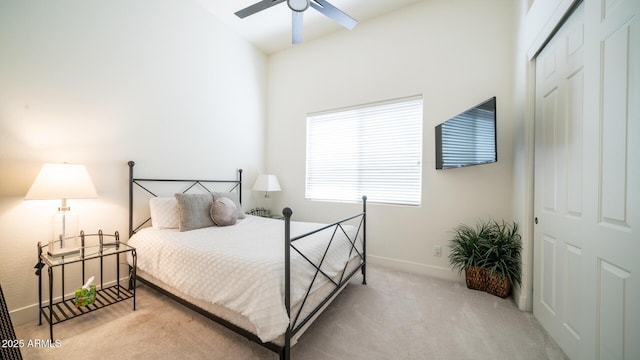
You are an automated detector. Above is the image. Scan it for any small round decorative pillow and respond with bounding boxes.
[210,196,238,226]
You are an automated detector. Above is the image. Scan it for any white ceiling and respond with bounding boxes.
[194,0,424,54]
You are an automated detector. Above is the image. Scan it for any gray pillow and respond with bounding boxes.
[212,192,245,219]
[210,197,238,226]
[175,193,215,231]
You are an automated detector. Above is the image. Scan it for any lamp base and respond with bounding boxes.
[47,247,80,258]
[51,207,80,257]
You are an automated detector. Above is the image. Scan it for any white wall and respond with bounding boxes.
[0,0,267,324]
[267,0,517,281]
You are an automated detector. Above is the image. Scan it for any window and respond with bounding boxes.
[306,96,423,206]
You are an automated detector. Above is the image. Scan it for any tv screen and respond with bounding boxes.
[435,97,497,170]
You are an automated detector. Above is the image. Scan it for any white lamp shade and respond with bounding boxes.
[25,163,98,200]
[252,174,282,192]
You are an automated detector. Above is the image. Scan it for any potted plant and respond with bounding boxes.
[448,221,493,291]
[482,220,522,298]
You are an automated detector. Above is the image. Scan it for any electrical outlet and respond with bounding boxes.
[433,245,442,257]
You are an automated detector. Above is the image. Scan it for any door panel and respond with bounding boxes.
[541,235,557,313]
[590,5,640,358]
[564,244,582,338]
[565,70,583,218]
[534,5,585,358]
[598,260,630,360]
[534,0,640,359]
[600,16,632,227]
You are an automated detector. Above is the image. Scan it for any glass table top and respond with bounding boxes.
[40,242,135,267]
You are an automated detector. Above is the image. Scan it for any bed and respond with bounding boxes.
[126,161,366,359]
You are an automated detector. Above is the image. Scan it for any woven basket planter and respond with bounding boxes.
[465,266,488,291]
[486,272,512,298]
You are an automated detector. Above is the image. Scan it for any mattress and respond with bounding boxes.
[127,215,363,343]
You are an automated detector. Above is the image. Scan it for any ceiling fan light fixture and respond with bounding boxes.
[288,0,310,12]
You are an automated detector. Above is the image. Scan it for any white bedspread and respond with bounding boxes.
[127,215,363,342]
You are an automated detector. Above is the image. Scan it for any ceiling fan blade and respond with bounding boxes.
[235,0,286,19]
[310,0,357,30]
[292,11,303,44]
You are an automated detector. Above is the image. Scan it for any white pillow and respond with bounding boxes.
[149,197,179,229]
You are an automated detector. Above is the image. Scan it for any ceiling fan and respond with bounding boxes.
[235,0,358,44]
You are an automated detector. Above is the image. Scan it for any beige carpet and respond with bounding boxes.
[15,264,567,359]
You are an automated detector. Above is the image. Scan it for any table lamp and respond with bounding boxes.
[252,174,281,198]
[25,163,98,257]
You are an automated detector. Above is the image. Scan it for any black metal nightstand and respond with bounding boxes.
[35,230,136,341]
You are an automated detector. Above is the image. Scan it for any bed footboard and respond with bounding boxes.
[281,196,367,360]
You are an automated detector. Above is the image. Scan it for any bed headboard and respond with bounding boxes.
[127,161,243,237]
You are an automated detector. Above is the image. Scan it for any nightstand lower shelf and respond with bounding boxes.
[41,285,134,325]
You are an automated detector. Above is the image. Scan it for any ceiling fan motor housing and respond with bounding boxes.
[288,0,310,12]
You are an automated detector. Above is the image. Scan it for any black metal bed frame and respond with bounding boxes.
[127,161,366,360]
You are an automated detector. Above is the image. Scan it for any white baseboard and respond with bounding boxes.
[512,285,532,312]
[9,302,40,327]
[367,255,463,283]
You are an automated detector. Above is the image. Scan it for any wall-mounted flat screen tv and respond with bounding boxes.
[435,96,497,170]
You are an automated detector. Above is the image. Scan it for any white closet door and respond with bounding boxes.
[534,4,586,358]
[533,0,640,359]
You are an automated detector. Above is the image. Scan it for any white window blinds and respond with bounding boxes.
[306,96,423,206]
